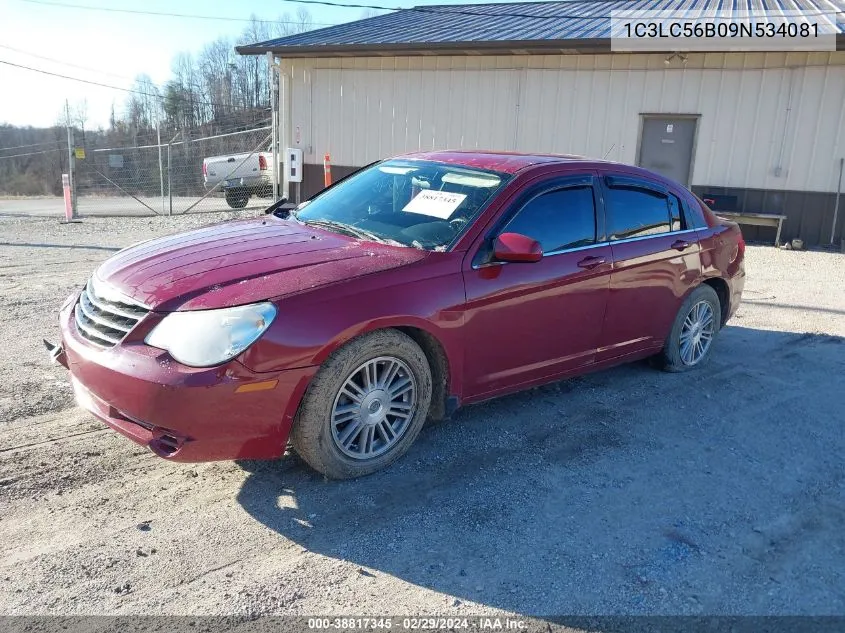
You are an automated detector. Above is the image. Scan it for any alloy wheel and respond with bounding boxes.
[330,356,417,459]
[679,300,715,366]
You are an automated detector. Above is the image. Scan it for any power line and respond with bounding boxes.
[283,0,603,20]
[0,147,64,160]
[18,0,339,26]
[0,138,65,151]
[0,44,138,82]
[25,0,840,26]
[0,59,240,111]
[0,59,167,98]
[280,0,843,20]
[0,50,291,125]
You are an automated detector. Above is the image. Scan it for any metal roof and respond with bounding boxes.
[236,0,845,56]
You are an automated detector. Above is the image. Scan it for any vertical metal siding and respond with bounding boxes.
[288,52,845,193]
[306,67,521,165]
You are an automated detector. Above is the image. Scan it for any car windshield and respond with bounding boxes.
[291,160,509,250]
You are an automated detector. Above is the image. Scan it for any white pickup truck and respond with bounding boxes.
[202,146,275,208]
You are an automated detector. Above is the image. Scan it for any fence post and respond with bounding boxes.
[157,121,165,216]
[167,141,172,216]
[166,130,181,216]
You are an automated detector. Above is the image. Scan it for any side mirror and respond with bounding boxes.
[493,232,543,263]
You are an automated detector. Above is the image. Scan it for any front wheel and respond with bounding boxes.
[291,330,432,479]
[661,285,721,372]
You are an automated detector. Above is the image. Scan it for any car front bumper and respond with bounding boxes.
[55,295,316,462]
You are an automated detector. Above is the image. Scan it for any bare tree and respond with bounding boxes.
[198,38,236,123]
[117,8,314,133]
[274,8,315,37]
[236,15,273,111]
[360,8,386,18]
[125,74,162,142]
[296,7,314,31]
[170,52,203,128]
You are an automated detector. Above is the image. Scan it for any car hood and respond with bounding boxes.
[95,217,428,311]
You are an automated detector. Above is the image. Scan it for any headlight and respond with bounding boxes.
[145,302,277,367]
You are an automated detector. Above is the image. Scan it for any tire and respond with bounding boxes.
[225,190,249,209]
[661,284,721,372]
[291,329,433,479]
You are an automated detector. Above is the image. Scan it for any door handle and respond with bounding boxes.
[577,255,606,269]
[671,239,691,251]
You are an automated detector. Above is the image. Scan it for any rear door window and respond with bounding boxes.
[605,183,671,240]
[503,185,597,253]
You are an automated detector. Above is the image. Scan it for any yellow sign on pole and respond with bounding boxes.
[74,147,85,160]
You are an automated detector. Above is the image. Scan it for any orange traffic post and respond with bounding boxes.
[323,153,332,187]
[62,174,73,222]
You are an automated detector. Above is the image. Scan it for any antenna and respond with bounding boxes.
[602,144,615,160]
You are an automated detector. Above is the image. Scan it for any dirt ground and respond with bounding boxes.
[0,212,843,618]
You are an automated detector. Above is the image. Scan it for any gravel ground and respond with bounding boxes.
[0,196,269,218]
[0,214,843,619]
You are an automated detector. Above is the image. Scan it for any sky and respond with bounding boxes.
[0,0,529,131]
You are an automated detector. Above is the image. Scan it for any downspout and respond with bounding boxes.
[267,52,281,203]
[279,58,293,202]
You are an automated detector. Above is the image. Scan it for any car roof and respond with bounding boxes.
[395,150,603,175]
[392,150,685,192]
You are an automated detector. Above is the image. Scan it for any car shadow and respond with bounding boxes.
[235,326,845,616]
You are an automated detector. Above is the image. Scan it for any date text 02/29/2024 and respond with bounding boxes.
[306,617,528,630]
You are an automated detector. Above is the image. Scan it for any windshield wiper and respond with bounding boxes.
[302,219,406,247]
[301,219,359,237]
[343,224,406,246]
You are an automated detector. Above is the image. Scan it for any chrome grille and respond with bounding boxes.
[74,278,150,348]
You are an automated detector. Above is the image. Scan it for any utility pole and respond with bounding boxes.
[65,100,77,219]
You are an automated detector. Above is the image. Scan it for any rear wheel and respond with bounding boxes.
[291,329,432,479]
[225,190,249,209]
[661,285,721,372]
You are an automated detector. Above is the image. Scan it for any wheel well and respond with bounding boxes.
[702,277,729,327]
[394,326,450,422]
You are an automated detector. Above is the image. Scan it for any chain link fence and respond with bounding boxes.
[74,126,275,216]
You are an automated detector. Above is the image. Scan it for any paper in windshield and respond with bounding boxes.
[402,190,467,219]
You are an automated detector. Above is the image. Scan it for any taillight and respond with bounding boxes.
[202,162,207,176]
[258,155,267,171]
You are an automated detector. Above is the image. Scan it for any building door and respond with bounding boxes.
[637,116,698,186]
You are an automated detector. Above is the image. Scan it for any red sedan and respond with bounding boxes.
[50,151,745,479]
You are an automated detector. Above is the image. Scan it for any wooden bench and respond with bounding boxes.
[700,194,786,246]
[713,211,787,246]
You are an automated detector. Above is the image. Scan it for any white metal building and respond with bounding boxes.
[238,0,845,245]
